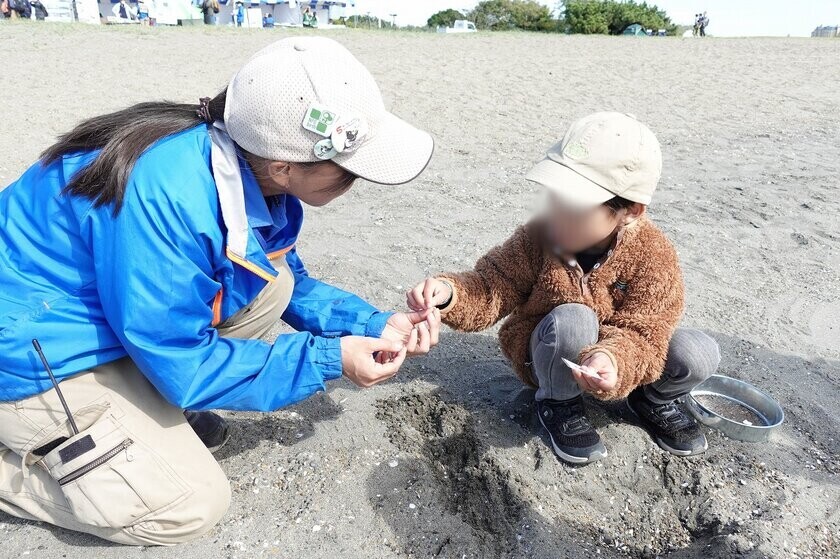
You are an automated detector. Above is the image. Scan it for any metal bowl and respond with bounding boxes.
[685,374,784,443]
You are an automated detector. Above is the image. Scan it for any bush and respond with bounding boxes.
[562,0,678,35]
[427,8,464,28]
[469,0,558,32]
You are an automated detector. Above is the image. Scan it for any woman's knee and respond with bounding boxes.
[127,464,231,546]
[667,329,721,383]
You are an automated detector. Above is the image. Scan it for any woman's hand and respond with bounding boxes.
[340,336,407,388]
[406,278,452,311]
[575,352,619,393]
[381,308,441,357]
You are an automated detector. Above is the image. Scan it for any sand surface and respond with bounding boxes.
[1,24,838,558]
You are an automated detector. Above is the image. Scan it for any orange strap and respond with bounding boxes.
[266,243,295,261]
[211,289,223,327]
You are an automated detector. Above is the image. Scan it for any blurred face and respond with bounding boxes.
[544,192,644,254]
[246,154,357,207]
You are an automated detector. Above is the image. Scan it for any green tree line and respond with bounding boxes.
[427,0,678,35]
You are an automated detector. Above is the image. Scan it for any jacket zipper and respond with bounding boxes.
[58,439,134,486]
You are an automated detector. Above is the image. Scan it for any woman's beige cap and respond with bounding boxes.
[224,37,434,185]
[525,112,662,207]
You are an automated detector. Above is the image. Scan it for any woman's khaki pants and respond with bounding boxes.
[0,260,294,545]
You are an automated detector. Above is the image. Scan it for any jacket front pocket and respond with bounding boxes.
[41,413,188,529]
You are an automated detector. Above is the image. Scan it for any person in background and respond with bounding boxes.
[235,0,244,27]
[302,6,317,27]
[263,11,273,28]
[30,0,47,19]
[201,0,219,25]
[6,0,31,19]
[699,12,709,37]
[112,0,135,20]
[137,0,149,24]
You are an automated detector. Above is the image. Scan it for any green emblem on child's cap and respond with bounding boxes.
[302,105,338,137]
[564,141,589,160]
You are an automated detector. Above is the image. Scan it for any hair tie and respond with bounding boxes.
[197,97,213,123]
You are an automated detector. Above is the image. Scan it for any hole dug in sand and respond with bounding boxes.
[372,391,800,558]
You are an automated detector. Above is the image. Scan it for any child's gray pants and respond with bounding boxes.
[529,303,720,403]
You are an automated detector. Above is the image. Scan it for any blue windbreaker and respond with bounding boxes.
[0,124,391,411]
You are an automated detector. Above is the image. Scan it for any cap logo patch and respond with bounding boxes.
[302,104,338,137]
[564,141,589,160]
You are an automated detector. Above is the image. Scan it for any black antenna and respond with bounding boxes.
[32,339,79,435]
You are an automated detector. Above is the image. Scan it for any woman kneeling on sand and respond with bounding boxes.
[0,38,438,545]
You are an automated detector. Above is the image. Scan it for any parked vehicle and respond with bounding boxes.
[437,19,477,33]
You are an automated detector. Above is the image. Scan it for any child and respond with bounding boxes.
[407,112,720,464]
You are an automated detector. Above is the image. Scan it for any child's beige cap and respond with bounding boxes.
[525,112,662,208]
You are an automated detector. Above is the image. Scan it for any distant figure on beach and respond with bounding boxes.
[30,0,47,19]
[4,0,32,19]
[200,0,219,25]
[699,12,709,36]
[136,0,149,24]
[112,0,135,20]
[302,6,317,27]
[693,13,701,36]
[235,0,244,26]
[263,11,274,28]
[408,113,720,465]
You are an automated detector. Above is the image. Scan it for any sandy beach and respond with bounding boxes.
[0,24,838,558]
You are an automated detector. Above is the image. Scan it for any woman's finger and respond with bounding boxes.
[416,322,431,353]
[428,309,441,346]
[372,346,408,379]
[405,328,419,354]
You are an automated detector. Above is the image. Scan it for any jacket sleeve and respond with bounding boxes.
[438,223,541,332]
[84,180,342,413]
[282,248,392,338]
[581,243,685,400]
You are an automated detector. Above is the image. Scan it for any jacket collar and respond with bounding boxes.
[208,123,301,282]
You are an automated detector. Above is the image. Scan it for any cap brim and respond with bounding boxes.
[525,158,615,210]
[333,111,434,185]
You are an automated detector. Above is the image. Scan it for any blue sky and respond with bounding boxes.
[349,0,840,37]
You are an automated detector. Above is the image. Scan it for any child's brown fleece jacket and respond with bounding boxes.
[438,216,684,400]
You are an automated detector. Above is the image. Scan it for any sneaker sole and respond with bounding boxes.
[538,414,607,465]
[625,401,708,457]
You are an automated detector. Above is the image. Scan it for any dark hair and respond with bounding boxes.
[41,90,227,214]
[603,195,636,212]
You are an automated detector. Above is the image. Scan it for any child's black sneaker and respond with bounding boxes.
[184,410,231,453]
[537,396,607,465]
[626,389,707,456]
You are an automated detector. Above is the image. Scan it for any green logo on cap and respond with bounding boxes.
[303,105,338,137]
[564,142,589,159]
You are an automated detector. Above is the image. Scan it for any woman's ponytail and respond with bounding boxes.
[41,89,226,214]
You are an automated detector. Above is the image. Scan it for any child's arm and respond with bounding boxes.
[408,223,542,332]
[580,241,685,400]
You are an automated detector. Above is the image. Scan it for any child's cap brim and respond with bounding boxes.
[525,158,615,210]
